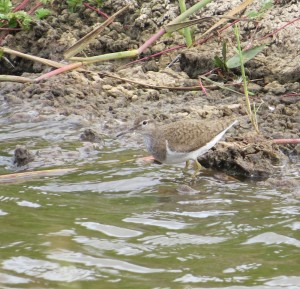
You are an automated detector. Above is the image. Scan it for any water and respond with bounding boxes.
[0,104,299,289]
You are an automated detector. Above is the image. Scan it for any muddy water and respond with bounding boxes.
[0,104,299,289]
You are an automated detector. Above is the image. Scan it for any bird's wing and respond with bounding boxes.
[164,119,237,153]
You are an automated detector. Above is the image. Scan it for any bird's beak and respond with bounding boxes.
[116,130,129,137]
[116,125,137,138]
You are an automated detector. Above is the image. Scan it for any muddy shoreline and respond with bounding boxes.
[0,1,299,180]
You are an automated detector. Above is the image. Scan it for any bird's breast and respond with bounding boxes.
[142,134,166,163]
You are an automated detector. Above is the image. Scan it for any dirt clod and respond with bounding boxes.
[80,129,103,144]
[13,146,35,167]
[198,135,285,180]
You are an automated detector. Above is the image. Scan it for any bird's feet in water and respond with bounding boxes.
[183,159,203,178]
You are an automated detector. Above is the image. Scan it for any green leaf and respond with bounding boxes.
[0,13,9,20]
[214,55,228,72]
[226,45,266,69]
[213,56,224,68]
[35,8,51,19]
[247,0,273,18]
[14,11,32,29]
[0,0,12,14]
[67,0,83,11]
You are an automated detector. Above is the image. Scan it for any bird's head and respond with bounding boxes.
[116,117,153,137]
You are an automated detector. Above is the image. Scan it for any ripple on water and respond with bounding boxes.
[73,236,151,256]
[168,210,237,218]
[16,200,41,208]
[0,272,31,284]
[285,221,300,230]
[48,229,76,236]
[0,209,8,216]
[174,273,254,284]
[264,276,300,287]
[177,198,233,205]
[0,120,75,142]
[140,232,226,246]
[272,206,300,215]
[30,176,160,193]
[223,263,262,275]
[123,216,188,230]
[174,274,300,288]
[47,249,166,274]
[242,232,300,248]
[76,221,143,238]
[2,256,95,282]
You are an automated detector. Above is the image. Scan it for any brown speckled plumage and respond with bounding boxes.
[117,117,238,164]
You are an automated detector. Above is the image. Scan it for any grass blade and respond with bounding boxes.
[226,45,266,68]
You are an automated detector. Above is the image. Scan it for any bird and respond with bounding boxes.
[117,116,238,175]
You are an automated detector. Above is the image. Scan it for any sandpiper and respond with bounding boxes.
[117,116,238,174]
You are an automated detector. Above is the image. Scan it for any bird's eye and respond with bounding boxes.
[142,120,148,126]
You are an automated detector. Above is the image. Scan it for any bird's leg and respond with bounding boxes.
[192,159,202,177]
[184,160,190,170]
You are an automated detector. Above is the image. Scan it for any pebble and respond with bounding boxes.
[264,81,286,95]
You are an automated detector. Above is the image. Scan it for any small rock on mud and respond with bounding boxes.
[13,145,35,167]
[80,129,103,144]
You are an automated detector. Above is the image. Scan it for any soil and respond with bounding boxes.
[0,0,299,180]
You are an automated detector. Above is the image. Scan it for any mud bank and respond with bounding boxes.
[0,0,299,179]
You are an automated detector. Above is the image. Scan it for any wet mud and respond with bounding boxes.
[0,0,299,179]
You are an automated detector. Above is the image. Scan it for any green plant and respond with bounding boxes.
[0,0,52,30]
[0,10,32,29]
[234,23,259,133]
[247,0,273,18]
[35,8,51,19]
[178,0,193,47]
[226,45,266,69]
[214,41,266,73]
[213,41,229,73]
[0,0,12,14]
[67,0,83,12]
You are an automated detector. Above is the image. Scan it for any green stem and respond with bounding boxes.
[234,23,259,133]
[70,49,139,63]
[178,0,193,47]
[169,0,213,25]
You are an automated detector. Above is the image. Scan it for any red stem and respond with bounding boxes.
[35,62,83,82]
[198,79,208,96]
[218,19,240,33]
[13,0,31,12]
[83,3,109,19]
[281,93,300,98]
[259,17,300,41]
[138,28,166,54]
[0,27,22,31]
[28,2,43,14]
[273,139,300,144]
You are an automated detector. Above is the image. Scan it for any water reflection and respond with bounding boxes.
[47,250,166,274]
[3,256,94,282]
[77,221,143,238]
